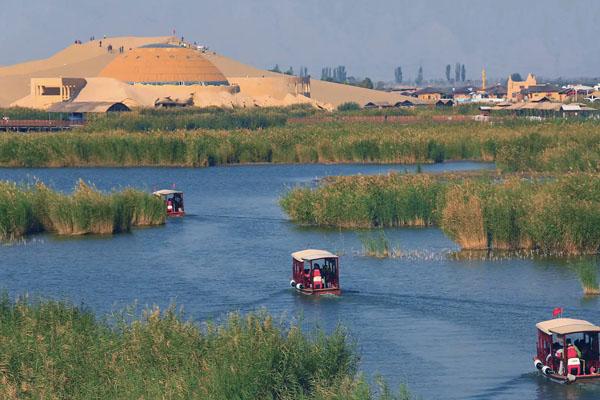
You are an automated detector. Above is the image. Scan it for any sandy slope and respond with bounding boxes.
[205,52,417,107]
[0,36,174,77]
[0,37,174,107]
[2,36,414,108]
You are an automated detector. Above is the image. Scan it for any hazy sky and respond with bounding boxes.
[1,0,599,82]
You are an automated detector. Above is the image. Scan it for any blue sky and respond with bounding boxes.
[1,0,598,82]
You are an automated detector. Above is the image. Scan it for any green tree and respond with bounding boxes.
[337,102,361,111]
[511,72,523,81]
[416,66,423,86]
[269,64,281,73]
[362,77,374,89]
[394,66,403,84]
[455,62,461,82]
[284,66,294,75]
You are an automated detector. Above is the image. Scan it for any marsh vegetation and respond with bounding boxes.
[281,173,600,256]
[0,118,598,170]
[0,296,413,400]
[0,180,164,239]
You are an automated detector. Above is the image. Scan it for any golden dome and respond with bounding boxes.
[99,44,228,85]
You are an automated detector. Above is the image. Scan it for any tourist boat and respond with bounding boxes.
[152,189,185,217]
[290,249,341,295]
[534,316,600,383]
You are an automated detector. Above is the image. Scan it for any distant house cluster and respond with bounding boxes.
[359,72,600,119]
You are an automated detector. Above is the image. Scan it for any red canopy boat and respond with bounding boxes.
[153,189,185,217]
[534,317,600,383]
[290,249,341,296]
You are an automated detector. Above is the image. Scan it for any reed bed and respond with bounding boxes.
[0,296,412,400]
[358,230,401,258]
[0,107,64,120]
[576,260,600,295]
[83,106,300,132]
[0,119,598,171]
[0,180,164,239]
[281,173,600,256]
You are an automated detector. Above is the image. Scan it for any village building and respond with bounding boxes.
[585,90,600,103]
[363,101,392,109]
[412,87,448,102]
[485,84,507,100]
[435,99,454,107]
[394,99,427,107]
[507,73,537,101]
[521,84,571,102]
[450,87,473,102]
[490,101,598,118]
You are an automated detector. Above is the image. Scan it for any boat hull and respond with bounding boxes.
[167,211,185,217]
[296,287,341,296]
[538,371,600,384]
[534,358,600,384]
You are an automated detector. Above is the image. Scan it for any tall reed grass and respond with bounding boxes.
[281,173,600,256]
[82,105,312,132]
[0,119,598,170]
[0,107,64,120]
[576,260,600,295]
[0,180,165,239]
[0,295,412,400]
[358,230,401,258]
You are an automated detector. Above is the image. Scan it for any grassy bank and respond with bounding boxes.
[0,120,598,170]
[0,296,411,400]
[0,180,164,239]
[280,173,600,256]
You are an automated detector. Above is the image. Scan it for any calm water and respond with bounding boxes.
[1,161,599,400]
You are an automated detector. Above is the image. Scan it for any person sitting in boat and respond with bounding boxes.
[556,339,581,359]
[303,267,311,288]
[556,339,583,375]
[173,193,182,212]
[167,199,174,213]
[312,265,323,289]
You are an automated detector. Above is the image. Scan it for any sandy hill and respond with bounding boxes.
[1,35,415,108]
[204,52,417,107]
[0,36,174,107]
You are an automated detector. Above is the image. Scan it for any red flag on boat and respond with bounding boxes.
[553,307,563,318]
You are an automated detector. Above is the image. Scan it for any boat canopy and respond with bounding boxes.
[536,318,600,335]
[292,249,338,262]
[153,189,183,196]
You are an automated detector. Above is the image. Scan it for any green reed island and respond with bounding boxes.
[280,173,600,256]
[0,180,164,240]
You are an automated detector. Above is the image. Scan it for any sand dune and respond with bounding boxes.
[1,37,174,107]
[0,36,174,77]
[205,52,417,107]
[2,35,415,109]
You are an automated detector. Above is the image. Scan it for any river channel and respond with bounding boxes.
[1,162,599,399]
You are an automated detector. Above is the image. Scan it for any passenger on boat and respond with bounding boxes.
[173,194,182,212]
[167,199,174,213]
[556,339,583,375]
[303,268,311,287]
[312,265,323,289]
[556,339,581,359]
